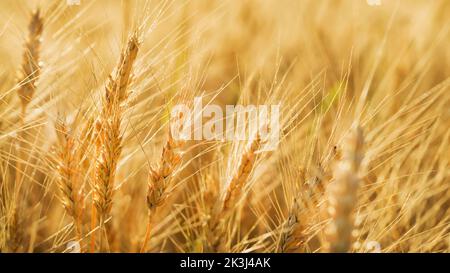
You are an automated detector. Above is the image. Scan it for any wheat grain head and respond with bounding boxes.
[325,125,364,252]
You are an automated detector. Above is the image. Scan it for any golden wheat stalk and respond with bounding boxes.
[206,136,261,252]
[92,33,139,252]
[54,120,83,247]
[9,10,44,253]
[17,9,43,112]
[222,136,261,214]
[104,34,140,107]
[14,8,44,189]
[93,114,122,220]
[325,125,364,253]
[277,197,307,253]
[140,128,184,252]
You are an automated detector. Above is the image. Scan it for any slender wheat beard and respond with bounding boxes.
[0,1,448,254]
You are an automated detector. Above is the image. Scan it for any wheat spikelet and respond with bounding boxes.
[141,127,184,252]
[146,130,184,209]
[105,34,140,106]
[13,8,44,188]
[93,114,122,218]
[9,9,44,253]
[325,125,364,252]
[277,197,306,252]
[94,33,139,215]
[222,136,261,214]
[17,9,43,112]
[54,120,83,244]
[206,136,261,252]
[92,33,139,251]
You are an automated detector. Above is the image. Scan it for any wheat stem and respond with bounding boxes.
[140,211,153,253]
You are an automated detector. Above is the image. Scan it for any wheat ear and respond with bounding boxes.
[325,126,364,252]
[277,197,307,252]
[10,10,44,251]
[92,34,139,252]
[55,120,83,247]
[140,127,184,253]
[222,136,261,214]
[17,9,43,112]
[207,136,261,252]
[14,7,44,192]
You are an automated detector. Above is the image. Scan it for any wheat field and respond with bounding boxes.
[0,0,448,253]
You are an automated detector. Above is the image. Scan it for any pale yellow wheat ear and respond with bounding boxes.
[9,9,44,252]
[206,136,261,252]
[91,33,140,252]
[17,9,43,113]
[14,7,44,182]
[146,131,183,210]
[221,136,261,214]
[140,116,185,253]
[54,118,83,249]
[104,33,140,107]
[277,197,306,253]
[325,125,364,253]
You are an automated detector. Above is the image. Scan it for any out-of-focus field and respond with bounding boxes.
[0,0,449,253]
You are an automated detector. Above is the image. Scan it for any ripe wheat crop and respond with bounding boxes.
[0,0,448,253]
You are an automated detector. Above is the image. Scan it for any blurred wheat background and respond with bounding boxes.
[0,0,449,253]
